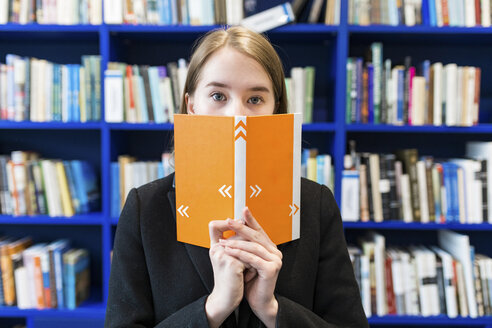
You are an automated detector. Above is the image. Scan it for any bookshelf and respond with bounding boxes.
[2,1,492,327]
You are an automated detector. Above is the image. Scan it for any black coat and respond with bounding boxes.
[105,173,369,328]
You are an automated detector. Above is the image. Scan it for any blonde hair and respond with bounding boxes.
[179,26,288,114]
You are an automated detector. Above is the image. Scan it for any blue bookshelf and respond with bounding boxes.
[2,1,492,327]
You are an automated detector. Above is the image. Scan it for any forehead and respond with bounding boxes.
[198,47,273,88]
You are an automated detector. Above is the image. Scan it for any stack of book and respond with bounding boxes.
[348,0,424,26]
[286,66,316,123]
[428,0,492,27]
[0,0,102,24]
[111,153,174,218]
[346,43,481,126]
[341,141,492,224]
[104,60,187,123]
[350,230,492,318]
[301,148,334,192]
[0,237,90,310]
[0,54,102,123]
[0,151,100,217]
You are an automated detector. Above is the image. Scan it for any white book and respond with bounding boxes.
[0,0,8,23]
[389,250,405,314]
[341,170,359,221]
[399,251,417,314]
[13,57,26,122]
[241,2,295,33]
[432,246,459,318]
[177,59,188,102]
[44,62,53,122]
[465,67,475,127]
[455,260,469,316]
[104,0,123,24]
[187,0,203,25]
[41,160,63,217]
[432,62,443,125]
[333,0,341,24]
[465,0,476,27]
[435,0,443,26]
[412,76,426,126]
[438,230,478,317]
[29,59,38,122]
[123,162,134,203]
[226,0,243,25]
[104,70,124,123]
[291,67,306,120]
[90,0,102,24]
[416,160,429,223]
[369,154,383,222]
[466,141,492,223]
[404,0,416,26]
[487,258,492,309]
[372,232,387,316]
[19,0,29,24]
[158,76,169,123]
[445,63,458,126]
[410,246,440,316]
[14,264,30,309]
[481,0,491,26]
[37,60,46,122]
[451,159,482,223]
[456,167,466,223]
[456,67,463,126]
[133,0,146,24]
[162,77,175,123]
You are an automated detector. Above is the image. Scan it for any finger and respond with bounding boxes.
[220,239,278,262]
[226,218,280,256]
[243,207,263,231]
[244,268,257,283]
[209,219,235,246]
[224,246,281,276]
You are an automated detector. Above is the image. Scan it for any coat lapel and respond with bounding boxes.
[167,190,214,294]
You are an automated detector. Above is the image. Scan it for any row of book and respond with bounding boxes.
[346,43,481,126]
[104,61,316,124]
[0,54,102,122]
[104,60,187,124]
[302,148,334,192]
[286,66,316,124]
[349,0,424,26]
[0,237,90,310]
[111,153,174,217]
[428,0,492,27]
[103,0,340,26]
[0,0,102,25]
[351,230,492,318]
[349,0,492,27]
[341,142,492,224]
[0,151,100,217]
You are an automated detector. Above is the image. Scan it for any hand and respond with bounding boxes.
[205,219,246,328]
[220,207,282,328]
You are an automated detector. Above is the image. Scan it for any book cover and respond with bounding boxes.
[174,113,302,248]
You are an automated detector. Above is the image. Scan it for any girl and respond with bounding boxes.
[105,26,368,328]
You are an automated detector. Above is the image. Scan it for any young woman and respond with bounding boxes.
[105,26,368,328]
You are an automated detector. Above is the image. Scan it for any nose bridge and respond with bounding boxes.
[227,97,248,116]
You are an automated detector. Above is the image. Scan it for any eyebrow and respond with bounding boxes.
[205,81,271,93]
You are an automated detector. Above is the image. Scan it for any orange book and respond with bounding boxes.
[1,237,31,306]
[174,113,302,248]
[33,252,45,309]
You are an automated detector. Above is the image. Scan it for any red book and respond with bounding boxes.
[441,0,450,26]
[475,0,481,26]
[385,255,397,314]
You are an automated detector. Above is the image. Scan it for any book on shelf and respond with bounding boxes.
[111,153,174,218]
[101,0,339,26]
[0,0,102,24]
[349,0,423,26]
[341,142,492,224]
[349,230,492,318]
[347,42,482,126]
[0,151,100,217]
[428,0,492,27]
[0,237,89,310]
[285,65,316,123]
[0,54,101,123]
[104,60,186,123]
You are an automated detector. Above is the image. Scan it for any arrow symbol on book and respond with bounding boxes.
[289,204,299,216]
[178,205,189,218]
[219,185,232,198]
[235,120,247,141]
[249,185,262,198]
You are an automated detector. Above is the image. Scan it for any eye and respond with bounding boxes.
[248,96,263,105]
[211,92,226,101]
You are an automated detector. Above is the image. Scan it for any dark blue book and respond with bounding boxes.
[368,63,374,124]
